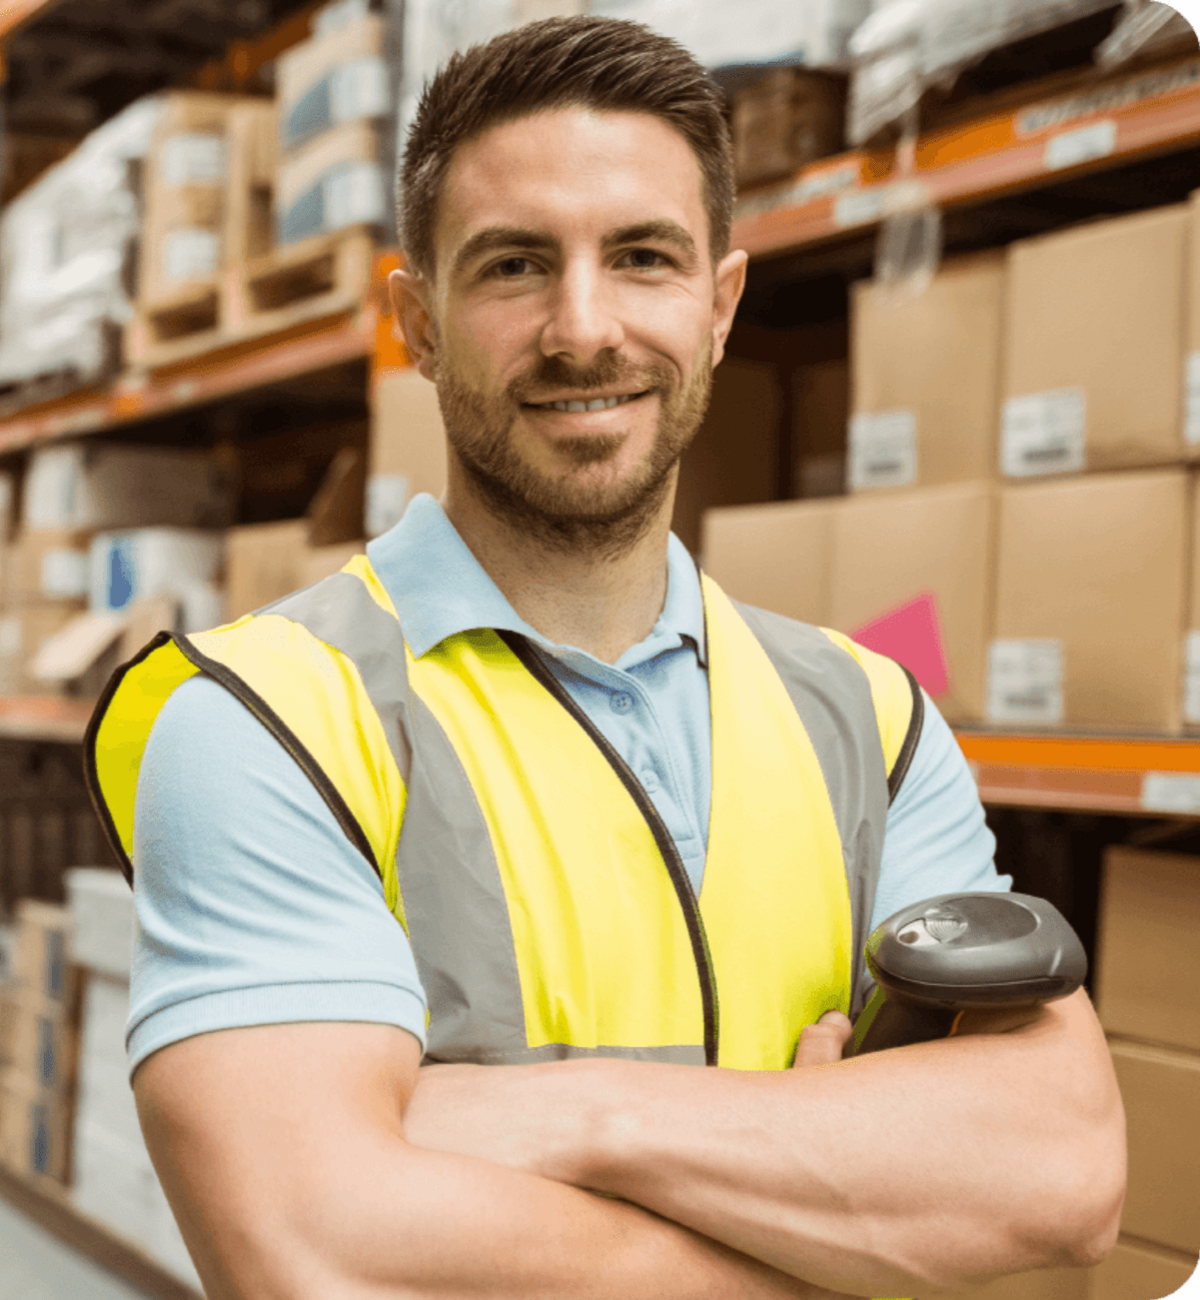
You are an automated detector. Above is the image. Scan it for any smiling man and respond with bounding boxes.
[86,16,1124,1300]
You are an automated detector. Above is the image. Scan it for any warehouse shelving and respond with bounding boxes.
[732,51,1200,260]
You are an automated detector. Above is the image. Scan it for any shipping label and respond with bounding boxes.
[1142,772,1200,815]
[162,229,220,283]
[1185,353,1200,445]
[1043,119,1116,172]
[1001,388,1086,477]
[161,133,227,185]
[330,57,391,124]
[848,410,917,491]
[325,162,388,230]
[40,549,88,600]
[986,639,1064,726]
[1183,630,1200,724]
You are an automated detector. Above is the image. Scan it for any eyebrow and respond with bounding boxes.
[451,219,700,277]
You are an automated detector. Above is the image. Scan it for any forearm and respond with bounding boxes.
[561,992,1125,1296]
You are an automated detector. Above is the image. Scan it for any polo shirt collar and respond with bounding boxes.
[366,493,707,668]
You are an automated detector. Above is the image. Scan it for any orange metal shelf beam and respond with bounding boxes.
[956,731,1200,816]
[732,55,1200,261]
[0,694,96,742]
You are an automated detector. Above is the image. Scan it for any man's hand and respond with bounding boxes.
[791,1010,853,1068]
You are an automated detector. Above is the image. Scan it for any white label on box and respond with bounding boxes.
[1185,352,1200,445]
[1183,630,1200,724]
[1043,119,1117,171]
[1142,772,1200,814]
[1001,388,1086,476]
[848,410,916,490]
[331,57,391,124]
[41,548,88,599]
[325,162,388,230]
[367,473,410,538]
[161,133,227,185]
[986,639,1064,726]
[0,617,21,659]
[162,229,220,282]
[833,188,887,229]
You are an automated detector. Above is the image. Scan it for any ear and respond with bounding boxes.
[710,248,748,368]
[389,267,438,382]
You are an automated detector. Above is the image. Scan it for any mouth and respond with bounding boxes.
[523,391,648,413]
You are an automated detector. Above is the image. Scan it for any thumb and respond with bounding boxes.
[792,1010,854,1069]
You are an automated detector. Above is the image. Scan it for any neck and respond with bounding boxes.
[441,467,680,666]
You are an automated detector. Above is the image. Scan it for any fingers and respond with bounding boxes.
[792,1010,854,1069]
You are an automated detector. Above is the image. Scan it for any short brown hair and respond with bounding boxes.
[398,15,734,277]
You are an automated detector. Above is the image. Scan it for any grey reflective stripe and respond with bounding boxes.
[262,572,413,781]
[396,692,530,1062]
[428,1042,707,1066]
[730,600,891,1020]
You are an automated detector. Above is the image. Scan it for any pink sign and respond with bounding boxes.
[849,592,951,698]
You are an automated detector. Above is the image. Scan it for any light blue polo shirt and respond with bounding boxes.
[127,495,1008,1075]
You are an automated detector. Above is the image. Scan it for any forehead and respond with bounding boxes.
[435,108,708,266]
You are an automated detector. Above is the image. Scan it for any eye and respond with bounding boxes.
[489,256,539,278]
[621,247,671,270]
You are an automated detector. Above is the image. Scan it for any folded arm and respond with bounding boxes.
[134,1020,861,1300]
[402,990,1126,1298]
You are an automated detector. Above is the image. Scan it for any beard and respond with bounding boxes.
[434,345,712,559]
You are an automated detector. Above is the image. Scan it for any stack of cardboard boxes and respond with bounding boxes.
[64,867,201,1286]
[704,190,1200,737]
[0,900,80,1190]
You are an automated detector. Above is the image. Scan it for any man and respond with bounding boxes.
[86,15,1125,1300]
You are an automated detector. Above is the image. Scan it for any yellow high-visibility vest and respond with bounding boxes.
[86,554,921,1071]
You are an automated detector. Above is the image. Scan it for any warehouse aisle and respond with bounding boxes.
[0,1197,161,1300]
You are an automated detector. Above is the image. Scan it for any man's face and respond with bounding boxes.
[396,107,745,550]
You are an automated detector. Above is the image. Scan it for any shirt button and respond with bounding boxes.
[610,691,634,714]
[640,769,660,793]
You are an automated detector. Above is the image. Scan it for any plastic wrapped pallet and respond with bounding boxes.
[0,96,161,401]
[846,0,1118,145]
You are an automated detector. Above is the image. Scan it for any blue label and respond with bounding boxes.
[106,537,136,610]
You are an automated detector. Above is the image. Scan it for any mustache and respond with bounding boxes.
[506,354,667,404]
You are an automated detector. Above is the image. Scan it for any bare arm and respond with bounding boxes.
[134,1020,861,1300]
[402,990,1127,1298]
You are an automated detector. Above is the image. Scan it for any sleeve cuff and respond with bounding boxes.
[127,980,427,1079]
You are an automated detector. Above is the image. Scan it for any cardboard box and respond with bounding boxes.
[276,11,389,156]
[1109,1039,1200,1255]
[1088,1237,1199,1300]
[65,869,134,983]
[10,996,79,1093]
[369,367,448,537]
[1001,206,1190,477]
[673,357,781,555]
[226,520,310,621]
[0,1063,72,1184]
[275,121,386,244]
[89,528,225,615]
[1187,190,1200,448]
[13,899,74,1004]
[0,603,83,694]
[849,252,1004,492]
[731,69,845,187]
[0,985,16,1066]
[300,540,364,588]
[990,471,1190,733]
[6,528,91,604]
[701,499,833,627]
[22,442,232,532]
[828,483,996,725]
[1096,847,1200,1055]
[793,357,849,499]
[1185,474,1200,725]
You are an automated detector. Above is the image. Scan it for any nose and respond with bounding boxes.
[539,261,625,363]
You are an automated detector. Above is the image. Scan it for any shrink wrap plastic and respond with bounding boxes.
[0,97,162,392]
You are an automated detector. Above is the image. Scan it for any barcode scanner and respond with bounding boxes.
[849,892,1088,1056]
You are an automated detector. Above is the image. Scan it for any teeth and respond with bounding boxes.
[544,394,637,412]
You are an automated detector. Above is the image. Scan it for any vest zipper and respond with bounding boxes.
[499,632,720,1067]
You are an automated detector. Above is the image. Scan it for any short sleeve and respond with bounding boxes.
[128,675,427,1079]
[868,692,1012,978]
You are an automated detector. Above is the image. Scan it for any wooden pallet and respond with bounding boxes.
[125,282,224,370]
[226,224,379,342]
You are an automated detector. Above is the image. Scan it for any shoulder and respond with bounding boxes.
[726,597,922,791]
